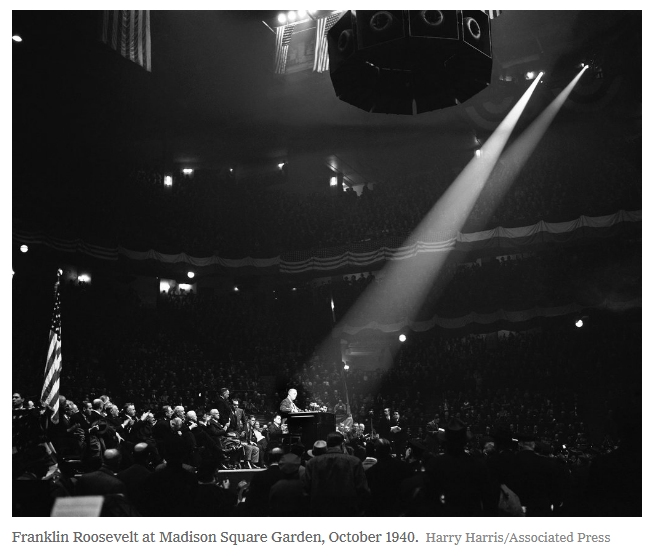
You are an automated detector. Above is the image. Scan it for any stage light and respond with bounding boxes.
[278,162,286,170]
[278,13,287,24]
[330,176,338,186]
[187,271,195,279]
[20,245,28,253]
[287,11,297,22]
[575,319,583,328]
[525,71,536,80]
[233,286,239,292]
[179,284,192,292]
[78,274,90,283]
[399,334,407,342]
[292,287,297,291]
[164,175,173,187]
[182,168,193,176]
[475,149,482,158]
[229,167,234,173]
[159,281,171,293]
[297,10,307,19]
[12,35,22,42]
[344,363,350,370]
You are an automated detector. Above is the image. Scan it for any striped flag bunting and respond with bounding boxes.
[13,209,641,274]
[274,23,296,74]
[41,273,63,424]
[333,297,641,337]
[313,12,344,73]
[101,10,152,72]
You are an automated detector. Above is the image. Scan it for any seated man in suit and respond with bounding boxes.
[280,389,302,414]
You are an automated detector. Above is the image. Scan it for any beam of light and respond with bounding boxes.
[470,66,589,229]
[309,75,542,368]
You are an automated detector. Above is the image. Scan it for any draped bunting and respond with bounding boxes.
[12,209,641,274]
[333,297,642,337]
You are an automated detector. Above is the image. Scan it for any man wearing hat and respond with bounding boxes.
[269,453,309,516]
[425,418,496,516]
[307,439,327,459]
[303,431,370,516]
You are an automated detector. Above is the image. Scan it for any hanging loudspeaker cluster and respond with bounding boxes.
[327,10,493,115]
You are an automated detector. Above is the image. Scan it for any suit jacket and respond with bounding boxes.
[205,420,227,440]
[243,465,284,515]
[378,416,393,439]
[233,408,247,434]
[216,396,235,428]
[280,397,299,414]
[75,466,127,496]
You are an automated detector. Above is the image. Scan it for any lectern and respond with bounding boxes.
[284,412,336,448]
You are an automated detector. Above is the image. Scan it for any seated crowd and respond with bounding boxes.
[13,132,640,258]
[12,373,640,517]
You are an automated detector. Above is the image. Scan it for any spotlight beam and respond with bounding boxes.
[310,75,543,375]
[472,66,590,227]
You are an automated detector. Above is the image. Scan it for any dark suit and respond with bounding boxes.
[267,423,283,450]
[389,417,408,457]
[243,465,284,516]
[216,396,236,429]
[117,463,152,510]
[377,415,392,440]
[233,408,247,434]
[75,466,127,496]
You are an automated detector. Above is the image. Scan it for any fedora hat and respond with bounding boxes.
[307,440,327,458]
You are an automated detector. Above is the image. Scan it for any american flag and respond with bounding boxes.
[313,11,346,73]
[41,274,62,424]
[101,10,152,72]
[274,23,296,74]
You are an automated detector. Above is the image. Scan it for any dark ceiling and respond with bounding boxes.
[12,10,642,190]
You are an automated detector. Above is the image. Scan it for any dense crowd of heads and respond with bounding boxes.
[14,133,640,258]
[12,257,641,516]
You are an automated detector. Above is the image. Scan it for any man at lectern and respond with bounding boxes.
[280,388,302,414]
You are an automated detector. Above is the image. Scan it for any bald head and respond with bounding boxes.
[103,448,122,471]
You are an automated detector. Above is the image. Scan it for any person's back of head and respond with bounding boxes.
[103,449,122,472]
[197,459,218,483]
[326,431,345,449]
[133,442,150,466]
[268,447,284,465]
[290,443,305,459]
[365,441,376,458]
[374,438,392,459]
[170,417,183,432]
[92,398,104,412]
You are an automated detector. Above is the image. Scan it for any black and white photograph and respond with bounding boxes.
[11,7,642,530]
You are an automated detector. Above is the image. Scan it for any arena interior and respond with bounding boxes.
[12,10,642,519]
